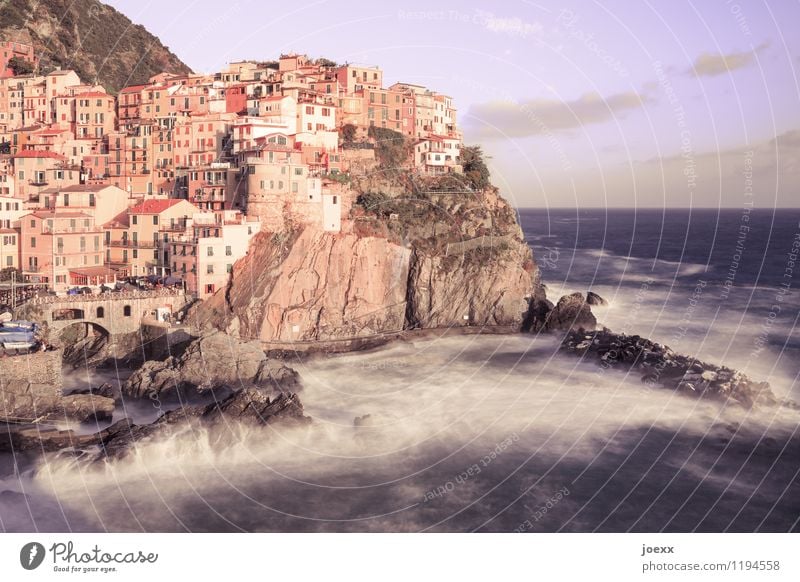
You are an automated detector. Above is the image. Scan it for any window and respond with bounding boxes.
[207,264,214,274]
[207,246,213,256]
[89,193,95,207]
[30,236,35,248]
[225,245,232,256]
[123,305,131,317]
[133,249,138,259]
[153,215,159,225]
[205,284,214,294]
[226,264,233,273]
[96,306,104,318]
[132,215,138,225]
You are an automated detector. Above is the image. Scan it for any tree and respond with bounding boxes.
[368,126,411,169]
[460,145,491,190]
[7,56,35,76]
[0,267,21,282]
[316,58,337,68]
[340,123,357,143]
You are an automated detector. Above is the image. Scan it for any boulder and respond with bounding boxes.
[586,291,608,306]
[52,394,116,424]
[545,292,597,332]
[201,388,308,426]
[122,331,291,399]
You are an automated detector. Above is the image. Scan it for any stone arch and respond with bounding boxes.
[52,308,85,321]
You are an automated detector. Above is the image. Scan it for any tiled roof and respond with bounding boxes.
[119,84,148,94]
[128,198,186,214]
[12,150,66,159]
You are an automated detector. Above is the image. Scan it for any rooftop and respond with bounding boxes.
[129,198,187,214]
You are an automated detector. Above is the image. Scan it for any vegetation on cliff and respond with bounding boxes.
[0,0,192,92]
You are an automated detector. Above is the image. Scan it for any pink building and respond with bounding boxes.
[20,210,108,290]
[0,41,37,78]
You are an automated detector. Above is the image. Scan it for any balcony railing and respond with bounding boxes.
[159,224,188,232]
[42,226,102,234]
[107,240,158,248]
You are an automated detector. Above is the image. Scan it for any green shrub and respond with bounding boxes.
[368,126,411,169]
[461,146,491,190]
[7,56,35,76]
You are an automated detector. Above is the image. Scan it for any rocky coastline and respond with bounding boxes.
[2,286,791,466]
[1,185,792,468]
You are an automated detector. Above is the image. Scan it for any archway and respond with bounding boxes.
[58,321,111,368]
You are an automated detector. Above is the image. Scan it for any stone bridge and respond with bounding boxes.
[24,289,191,341]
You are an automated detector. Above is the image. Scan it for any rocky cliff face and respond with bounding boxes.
[191,188,543,345]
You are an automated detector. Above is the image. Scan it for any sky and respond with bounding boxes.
[103,0,800,208]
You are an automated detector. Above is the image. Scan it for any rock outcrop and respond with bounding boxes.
[122,331,298,399]
[0,387,309,457]
[190,188,542,344]
[97,388,309,460]
[586,291,608,306]
[0,350,63,421]
[542,292,597,332]
[562,328,782,408]
[51,394,115,424]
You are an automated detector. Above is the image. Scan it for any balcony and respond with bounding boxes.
[108,239,158,249]
[160,223,188,233]
[42,226,102,234]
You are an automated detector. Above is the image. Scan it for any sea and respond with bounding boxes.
[1,208,798,532]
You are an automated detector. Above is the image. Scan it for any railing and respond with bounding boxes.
[107,240,158,248]
[29,288,185,306]
[41,226,101,234]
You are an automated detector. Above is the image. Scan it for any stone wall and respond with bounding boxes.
[0,350,63,421]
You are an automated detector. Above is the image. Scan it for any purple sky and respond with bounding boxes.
[104,0,800,208]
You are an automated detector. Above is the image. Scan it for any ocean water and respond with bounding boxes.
[1,208,798,533]
[522,208,800,395]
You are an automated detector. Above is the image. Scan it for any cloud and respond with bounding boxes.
[466,90,649,138]
[690,43,768,77]
[475,10,543,38]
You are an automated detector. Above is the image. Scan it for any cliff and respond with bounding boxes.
[191,187,544,346]
[0,0,192,92]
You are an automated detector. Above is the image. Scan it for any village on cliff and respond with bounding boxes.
[0,42,464,299]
